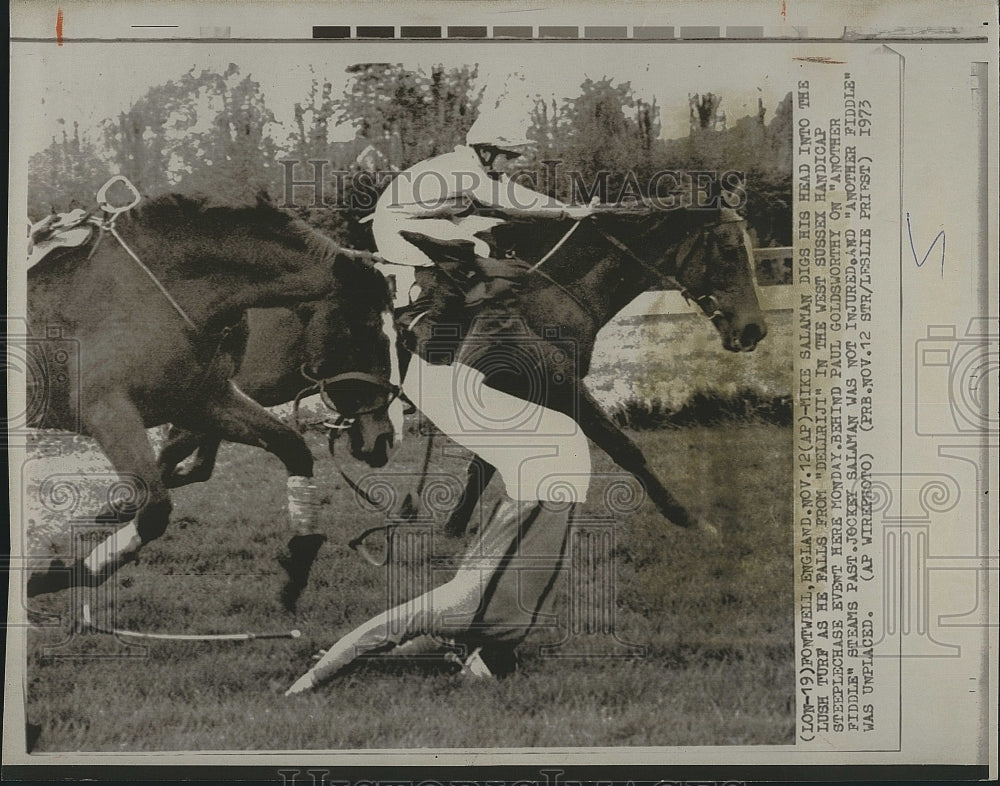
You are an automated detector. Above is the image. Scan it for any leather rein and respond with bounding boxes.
[588,211,747,324]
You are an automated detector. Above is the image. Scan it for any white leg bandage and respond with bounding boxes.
[286,475,320,535]
[83,523,142,575]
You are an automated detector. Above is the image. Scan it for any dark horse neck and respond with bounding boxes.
[532,210,683,329]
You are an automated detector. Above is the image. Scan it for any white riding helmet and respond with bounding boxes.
[466,114,532,152]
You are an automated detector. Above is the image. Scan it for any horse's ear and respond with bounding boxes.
[719,171,746,210]
[254,190,276,209]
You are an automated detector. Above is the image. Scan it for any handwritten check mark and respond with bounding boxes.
[906,212,946,277]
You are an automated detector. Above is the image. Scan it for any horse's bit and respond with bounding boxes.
[291,367,411,433]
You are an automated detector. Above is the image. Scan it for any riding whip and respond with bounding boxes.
[529,198,600,272]
[81,603,301,642]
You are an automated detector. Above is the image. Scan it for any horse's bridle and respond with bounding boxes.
[292,366,411,432]
[292,365,416,518]
[592,211,747,324]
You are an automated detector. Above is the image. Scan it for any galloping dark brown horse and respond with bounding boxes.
[156,295,402,489]
[25,193,397,609]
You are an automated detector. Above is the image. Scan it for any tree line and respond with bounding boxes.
[28,63,792,249]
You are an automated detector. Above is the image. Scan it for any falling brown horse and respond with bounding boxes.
[288,202,770,692]
[25,193,398,609]
[401,202,767,537]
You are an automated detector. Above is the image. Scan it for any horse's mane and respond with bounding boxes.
[130,193,390,305]
[135,192,287,225]
[331,251,392,309]
[132,192,342,264]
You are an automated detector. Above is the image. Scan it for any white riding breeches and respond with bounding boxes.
[401,354,591,504]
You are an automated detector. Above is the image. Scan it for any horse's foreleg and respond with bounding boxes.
[91,427,220,528]
[179,382,321,611]
[577,390,714,534]
[26,396,172,597]
[442,455,496,537]
[158,427,222,488]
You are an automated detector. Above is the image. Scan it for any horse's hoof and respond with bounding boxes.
[458,644,519,679]
[279,581,305,613]
[164,468,207,489]
[25,722,42,754]
[278,533,327,612]
[26,558,108,597]
[397,493,418,521]
[26,559,73,597]
[443,521,468,538]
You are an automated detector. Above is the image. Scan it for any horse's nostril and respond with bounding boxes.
[367,434,392,468]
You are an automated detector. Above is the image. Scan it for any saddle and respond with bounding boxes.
[28,176,143,270]
[28,209,96,268]
[398,230,530,308]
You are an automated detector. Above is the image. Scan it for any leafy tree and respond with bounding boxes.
[280,73,368,245]
[659,90,793,245]
[28,121,113,218]
[526,77,660,204]
[167,66,280,200]
[102,64,280,202]
[287,63,485,245]
[333,63,483,170]
[764,92,793,175]
[289,73,340,163]
[689,92,723,132]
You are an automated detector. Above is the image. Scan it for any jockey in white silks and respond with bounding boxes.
[288,117,595,691]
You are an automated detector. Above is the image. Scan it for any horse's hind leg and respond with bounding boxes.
[86,427,213,529]
[158,427,222,488]
[178,382,321,611]
[27,396,172,596]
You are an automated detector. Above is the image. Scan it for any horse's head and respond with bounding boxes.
[300,261,403,468]
[318,370,399,469]
[667,207,768,353]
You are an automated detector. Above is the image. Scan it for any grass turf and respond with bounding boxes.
[24,422,793,750]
